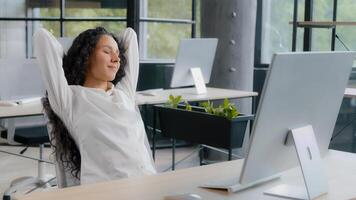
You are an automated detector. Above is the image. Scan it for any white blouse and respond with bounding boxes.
[33,28,156,185]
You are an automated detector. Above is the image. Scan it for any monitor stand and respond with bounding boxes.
[190,67,207,94]
[264,125,328,200]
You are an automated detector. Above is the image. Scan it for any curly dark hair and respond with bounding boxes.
[42,27,127,179]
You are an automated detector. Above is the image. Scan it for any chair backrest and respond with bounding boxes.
[45,119,80,188]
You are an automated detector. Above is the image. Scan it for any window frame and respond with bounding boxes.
[0,0,127,58]
[137,0,197,61]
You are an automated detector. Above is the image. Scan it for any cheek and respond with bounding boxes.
[87,60,104,78]
[90,65,103,76]
[91,54,109,72]
[94,53,109,66]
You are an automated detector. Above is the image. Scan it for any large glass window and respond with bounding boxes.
[64,21,126,37]
[334,0,356,51]
[146,0,192,19]
[0,0,197,60]
[65,0,126,17]
[28,0,61,18]
[0,21,27,58]
[311,0,356,52]
[139,0,198,60]
[261,0,356,59]
[141,22,191,59]
[260,0,305,64]
[311,0,333,51]
[0,0,127,59]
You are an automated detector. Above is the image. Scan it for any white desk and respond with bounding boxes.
[1,87,257,162]
[344,87,356,98]
[0,102,44,144]
[136,87,258,105]
[0,102,43,119]
[0,87,258,117]
[0,87,257,148]
[17,150,356,200]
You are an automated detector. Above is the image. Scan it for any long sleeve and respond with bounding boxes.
[115,28,139,100]
[33,28,72,119]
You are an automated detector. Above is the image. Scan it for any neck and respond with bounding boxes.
[83,78,110,91]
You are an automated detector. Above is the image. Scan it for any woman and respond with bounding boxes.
[34,27,156,185]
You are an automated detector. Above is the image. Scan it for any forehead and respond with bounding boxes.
[96,34,119,50]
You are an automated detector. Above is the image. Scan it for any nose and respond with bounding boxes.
[111,53,120,63]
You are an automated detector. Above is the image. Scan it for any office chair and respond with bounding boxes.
[2,125,56,200]
[45,122,80,188]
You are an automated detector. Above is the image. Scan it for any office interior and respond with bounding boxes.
[1,0,356,200]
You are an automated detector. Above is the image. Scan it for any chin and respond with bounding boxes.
[109,74,117,81]
[107,77,115,82]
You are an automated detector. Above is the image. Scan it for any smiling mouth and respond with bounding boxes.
[108,65,118,70]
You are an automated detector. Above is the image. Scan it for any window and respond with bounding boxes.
[0,0,198,60]
[311,0,333,51]
[334,0,356,51]
[0,0,127,58]
[260,0,356,63]
[139,0,199,60]
[260,0,305,64]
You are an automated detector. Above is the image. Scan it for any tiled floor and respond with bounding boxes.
[0,142,202,198]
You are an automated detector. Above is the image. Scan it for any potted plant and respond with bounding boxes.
[154,95,254,162]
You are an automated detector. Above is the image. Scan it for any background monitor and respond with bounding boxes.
[0,59,45,101]
[240,51,355,185]
[170,38,218,88]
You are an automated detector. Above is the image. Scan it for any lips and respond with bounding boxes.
[108,65,118,70]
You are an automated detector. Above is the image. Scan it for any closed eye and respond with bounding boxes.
[103,48,112,54]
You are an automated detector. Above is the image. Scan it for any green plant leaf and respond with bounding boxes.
[200,99,241,120]
[174,95,182,104]
[166,96,241,120]
[165,94,183,109]
[184,100,192,111]
[169,94,174,102]
[223,98,229,108]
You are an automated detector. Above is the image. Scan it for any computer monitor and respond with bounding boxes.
[170,38,218,94]
[201,51,355,199]
[0,59,45,101]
